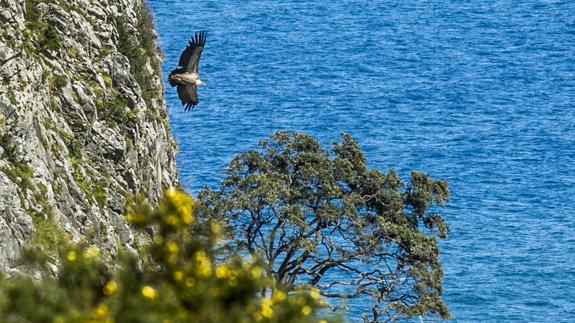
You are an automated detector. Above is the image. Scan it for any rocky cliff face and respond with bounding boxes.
[0,0,178,275]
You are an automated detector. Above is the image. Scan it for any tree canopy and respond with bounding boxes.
[199,131,451,322]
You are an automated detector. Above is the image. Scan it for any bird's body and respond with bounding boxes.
[169,31,206,111]
[169,70,202,86]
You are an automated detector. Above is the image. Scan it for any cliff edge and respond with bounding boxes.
[0,0,178,274]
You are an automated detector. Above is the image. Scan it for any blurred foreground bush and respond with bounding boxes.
[0,189,327,322]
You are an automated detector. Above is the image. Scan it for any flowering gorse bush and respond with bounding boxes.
[0,189,330,322]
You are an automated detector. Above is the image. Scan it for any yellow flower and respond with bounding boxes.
[165,188,177,199]
[261,306,273,318]
[185,277,195,288]
[194,250,207,261]
[198,261,212,277]
[83,245,100,260]
[310,288,320,299]
[261,298,274,318]
[251,266,262,278]
[210,222,221,235]
[272,290,286,302]
[126,212,138,222]
[141,285,157,299]
[166,215,179,226]
[94,303,109,317]
[302,306,312,316]
[181,211,194,225]
[66,250,78,261]
[164,189,195,225]
[103,281,118,296]
[261,297,273,307]
[194,251,212,276]
[67,251,77,261]
[173,270,184,281]
[167,242,179,254]
[215,265,230,279]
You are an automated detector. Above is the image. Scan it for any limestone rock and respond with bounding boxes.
[0,0,178,274]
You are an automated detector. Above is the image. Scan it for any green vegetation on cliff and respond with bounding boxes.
[0,0,179,278]
[116,2,163,112]
[0,190,328,322]
[23,0,63,55]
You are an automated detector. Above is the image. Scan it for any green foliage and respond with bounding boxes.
[71,157,107,209]
[95,45,113,62]
[43,118,83,160]
[1,129,68,254]
[69,46,79,58]
[102,73,112,87]
[27,184,70,255]
[0,162,34,190]
[0,133,34,190]
[28,210,69,254]
[38,24,62,52]
[49,74,68,92]
[23,0,41,23]
[6,88,17,106]
[115,1,162,111]
[24,0,63,55]
[97,95,139,127]
[71,158,89,191]
[45,114,107,208]
[76,72,132,127]
[93,182,107,209]
[0,190,330,322]
[0,133,18,164]
[199,131,451,322]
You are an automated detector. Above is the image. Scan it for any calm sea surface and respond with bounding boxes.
[147,0,575,321]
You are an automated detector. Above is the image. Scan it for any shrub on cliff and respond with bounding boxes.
[0,190,327,322]
[198,132,451,322]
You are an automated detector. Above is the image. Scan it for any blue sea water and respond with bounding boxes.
[147,0,575,321]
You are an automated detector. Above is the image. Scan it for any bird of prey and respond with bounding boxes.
[169,31,207,111]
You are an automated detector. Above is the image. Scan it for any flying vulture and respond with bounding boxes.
[169,31,207,111]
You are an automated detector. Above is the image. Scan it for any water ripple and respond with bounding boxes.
[149,0,575,321]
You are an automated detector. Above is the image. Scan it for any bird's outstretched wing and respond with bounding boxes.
[177,84,198,111]
[179,31,206,74]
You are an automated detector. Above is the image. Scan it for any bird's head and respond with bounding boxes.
[196,79,206,87]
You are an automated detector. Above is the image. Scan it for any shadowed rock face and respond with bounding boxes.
[0,0,178,275]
